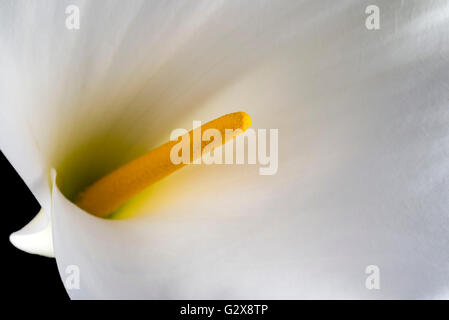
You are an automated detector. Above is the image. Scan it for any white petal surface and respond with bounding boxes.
[1,0,449,298]
[9,208,53,257]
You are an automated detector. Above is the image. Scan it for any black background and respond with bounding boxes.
[1,151,67,300]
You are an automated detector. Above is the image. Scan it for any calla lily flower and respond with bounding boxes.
[1,0,449,299]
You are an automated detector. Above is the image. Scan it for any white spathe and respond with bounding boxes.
[1,0,449,299]
[9,208,53,257]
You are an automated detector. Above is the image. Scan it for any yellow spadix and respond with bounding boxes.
[75,112,251,217]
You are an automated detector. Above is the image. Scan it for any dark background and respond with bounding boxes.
[1,151,67,300]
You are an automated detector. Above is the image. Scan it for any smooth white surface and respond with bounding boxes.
[1,0,448,299]
[9,208,54,257]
